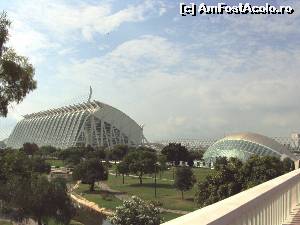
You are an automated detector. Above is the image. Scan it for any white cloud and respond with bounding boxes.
[52,34,300,140]
[11,0,164,41]
[7,17,58,64]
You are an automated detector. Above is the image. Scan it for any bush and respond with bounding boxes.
[109,196,162,225]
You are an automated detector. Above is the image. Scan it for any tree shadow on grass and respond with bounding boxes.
[83,190,125,195]
[129,183,174,189]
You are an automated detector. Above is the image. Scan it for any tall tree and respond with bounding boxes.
[28,176,75,225]
[72,158,108,191]
[110,144,129,162]
[0,11,36,117]
[22,142,39,156]
[161,143,189,165]
[123,149,157,184]
[116,161,129,184]
[174,166,196,199]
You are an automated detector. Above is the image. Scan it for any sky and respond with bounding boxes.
[0,0,299,141]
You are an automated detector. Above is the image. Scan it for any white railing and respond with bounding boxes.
[162,169,300,225]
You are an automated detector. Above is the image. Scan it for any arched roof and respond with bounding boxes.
[204,132,297,161]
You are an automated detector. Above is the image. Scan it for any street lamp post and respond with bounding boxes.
[154,163,157,198]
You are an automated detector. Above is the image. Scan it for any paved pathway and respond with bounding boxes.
[282,204,300,225]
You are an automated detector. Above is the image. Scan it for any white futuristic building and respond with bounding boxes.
[203,132,297,164]
[6,100,144,149]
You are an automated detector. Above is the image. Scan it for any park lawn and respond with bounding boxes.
[106,174,198,212]
[106,167,213,211]
[46,159,64,167]
[75,183,122,210]
[0,220,12,225]
[47,218,83,225]
[161,212,181,222]
[157,167,213,181]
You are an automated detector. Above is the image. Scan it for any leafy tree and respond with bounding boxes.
[195,155,292,207]
[157,154,168,178]
[31,157,51,174]
[86,147,106,160]
[161,143,189,165]
[174,166,196,199]
[0,11,36,117]
[58,147,84,166]
[110,144,129,162]
[39,145,58,157]
[28,176,75,225]
[109,196,162,225]
[72,158,108,191]
[282,157,295,173]
[22,142,39,156]
[239,155,285,189]
[187,150,204,167]
[0,150,74,224]
[116,161,129,184]
[123,149,157,184]
[195,157,243,207]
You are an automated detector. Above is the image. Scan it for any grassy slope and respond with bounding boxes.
[0,220,12,225]
[46,159,64,167]
[74,183,122,210]
[106,167,213,212]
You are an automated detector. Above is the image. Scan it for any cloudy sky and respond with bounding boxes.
[0,0,299,141]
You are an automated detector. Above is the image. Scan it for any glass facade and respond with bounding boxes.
[203,138,282,164]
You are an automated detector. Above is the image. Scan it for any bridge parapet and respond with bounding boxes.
[162,169,300,225]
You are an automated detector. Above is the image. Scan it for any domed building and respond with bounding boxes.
[203,132,296,164]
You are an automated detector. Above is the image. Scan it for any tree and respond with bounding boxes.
[22,142,39,156]
[239,155,285,189]
[110,144,129,162]
[86,146,106,160]
[39,146,58,157]
[116,161,129,184]
[123,149,157,184]
[174,166,196,199]
[109,196,162,225]
[195,155,292,207]
[0,150,74,224]
[157,154,168,178]
[31,157,51,174]
[58,147,84,166]
[28,176,75,225]
[72,158,108,191]
[0,11,36,117]
[161,143,189,165]
[186,150,204,167]
[282,157,295,173]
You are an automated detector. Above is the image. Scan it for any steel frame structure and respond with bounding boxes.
[7,100,144,149]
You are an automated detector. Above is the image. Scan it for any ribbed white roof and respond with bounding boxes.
[220,132,296,160]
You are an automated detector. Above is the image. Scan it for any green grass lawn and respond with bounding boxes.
[106,167,213,212]
[0,220,12,225]
[74,183,122,210]
[46,159,64,167]
[161,212,181,222]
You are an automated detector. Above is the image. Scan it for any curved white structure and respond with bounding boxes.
[203,132,297,163]
[7,101,144,149]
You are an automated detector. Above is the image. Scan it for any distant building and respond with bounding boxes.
[291,133,300,147]
[203,132,297,164]
[7,100,145,149]
[0,139,6,149]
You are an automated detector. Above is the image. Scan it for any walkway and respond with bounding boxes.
[282,204,300,225]
[69,181,113,217]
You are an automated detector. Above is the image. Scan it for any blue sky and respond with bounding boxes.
[0,0,299,141]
